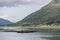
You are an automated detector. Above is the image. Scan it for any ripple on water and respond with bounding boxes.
[0,32,60,40]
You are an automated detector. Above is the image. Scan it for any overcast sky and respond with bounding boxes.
[0,0,52,22]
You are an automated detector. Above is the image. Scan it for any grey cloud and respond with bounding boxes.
[0,0,41,7]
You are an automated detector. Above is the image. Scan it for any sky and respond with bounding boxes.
[0,0,52,22]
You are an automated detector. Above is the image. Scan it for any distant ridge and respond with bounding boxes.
[0,18,12,25]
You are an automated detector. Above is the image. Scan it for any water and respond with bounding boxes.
[0,32,60,40]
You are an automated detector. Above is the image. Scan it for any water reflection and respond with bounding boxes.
[41,32,60,40]
[0,32,60,40]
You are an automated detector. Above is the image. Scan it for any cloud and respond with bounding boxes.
[0,0,41,7]
[0,16,8,20]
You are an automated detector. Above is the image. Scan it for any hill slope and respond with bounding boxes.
[17,0,60,25]
[0,18,12,25]
[13,0,60,25]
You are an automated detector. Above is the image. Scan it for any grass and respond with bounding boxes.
[36,24,60,29]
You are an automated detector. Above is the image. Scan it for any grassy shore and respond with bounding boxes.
[0,24,60,33]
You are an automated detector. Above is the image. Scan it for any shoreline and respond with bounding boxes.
[0,27,60,33]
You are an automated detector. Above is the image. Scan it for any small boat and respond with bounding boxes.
[17,30,36,33]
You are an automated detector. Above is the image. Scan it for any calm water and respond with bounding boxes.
[0,32,60,40]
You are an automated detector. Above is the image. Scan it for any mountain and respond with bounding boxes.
[14,0,60,25]
[16,0,60,24]
[0,18,13,25]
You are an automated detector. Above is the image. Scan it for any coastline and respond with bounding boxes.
[0,26,60,33]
